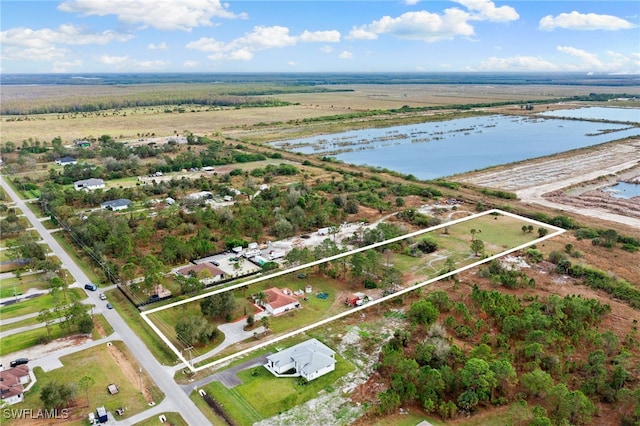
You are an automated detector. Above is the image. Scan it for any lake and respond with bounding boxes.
[539,106,640,123]
[272,108,640,180]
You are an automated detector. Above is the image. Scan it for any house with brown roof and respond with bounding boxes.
[175,263,225,285]
[0,365,30,405]
[261,287,300,315]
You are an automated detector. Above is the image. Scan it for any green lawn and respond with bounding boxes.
[0,324,68,356]
[0,312,41,333]
[0,272,51,298]
[0,287,85,319]
[133,412,188,426]
[108,288,178,365]
[3,342,164,426]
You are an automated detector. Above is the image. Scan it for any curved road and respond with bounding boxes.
[0,176,211,425]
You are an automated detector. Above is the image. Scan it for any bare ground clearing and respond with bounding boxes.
[459,138,640,229]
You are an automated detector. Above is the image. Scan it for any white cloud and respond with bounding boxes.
[557,45,603,68]
[338,51,353,59]
[475,55,558,71]
[404,0,420,5]
[454,0,519,22]
[135,60,169,69]
[148,42,168,50]
[349,8,475,42]
[539,11,636,31]
[474,47,640,73]
[98,54,129,65]
[299,30,341,43]
[231,26,297,50]
[187,25,340,61]
[287,61,298,66]
[348,1,517,42]
[0,25,131,48]
[58,0,247,32]
[52,59,83,72]
[320,45,333,54]
[183,60,199,67]
[1,46,67,61]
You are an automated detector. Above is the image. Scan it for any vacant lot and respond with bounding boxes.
[5,341,162,426]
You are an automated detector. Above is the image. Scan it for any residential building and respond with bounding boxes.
[54,156,77,166]
[264,338,336,381]
[0,365,30,405]
[100,199,132,211]
[261,287,300,315]
[176,263,225,285]
[74,178,105,191]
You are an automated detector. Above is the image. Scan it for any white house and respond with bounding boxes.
[176,263,225,285]
[261,287,300,315]
[185,191,213,202]
[55,156,77,166]
[74,178,105,191]
[100,198,132,211]
[0,365,30,405]
[264,338,336,381]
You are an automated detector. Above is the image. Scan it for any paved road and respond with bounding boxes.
[0,176,211,425]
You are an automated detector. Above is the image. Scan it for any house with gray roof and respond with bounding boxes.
[264,338,336,382]
[74,178,105,191]
[101,198,132,211]
[55,156,77,166]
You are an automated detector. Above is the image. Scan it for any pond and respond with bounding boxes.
[272,108,640,180]
[539,106,640,123]
[603,182,640,199]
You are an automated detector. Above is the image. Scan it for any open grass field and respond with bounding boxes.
[107,287,178,365]
[0,287,85,320]
[0,323,67,356]
[0,272,51,298]
[133,412,188,426]
[4,341,163,426]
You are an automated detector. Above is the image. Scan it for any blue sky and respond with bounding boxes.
[1,0,638,74]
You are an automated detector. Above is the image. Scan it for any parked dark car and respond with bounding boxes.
[10,358,29,367]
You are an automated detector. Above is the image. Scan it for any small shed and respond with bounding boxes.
[96,406,108,423]
[107,383,119,394]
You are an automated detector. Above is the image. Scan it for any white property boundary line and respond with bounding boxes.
[140,209,565,372]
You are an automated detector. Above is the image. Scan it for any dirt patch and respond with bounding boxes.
[105,344,153,403]
[459,138,640,230]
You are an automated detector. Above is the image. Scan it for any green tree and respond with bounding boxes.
[521,368,554,398]
[37,308,55,341]
[408,300,439,326]
[175,315,217,346]
[77,376,95,407]
[40,381,77,410]
[470,239,485,256]
[460,358,496,402]
[200,292,236,320]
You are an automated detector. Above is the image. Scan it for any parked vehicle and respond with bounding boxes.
[10,358,29,367]
[99,293,107,300]
[84,283,98,291]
